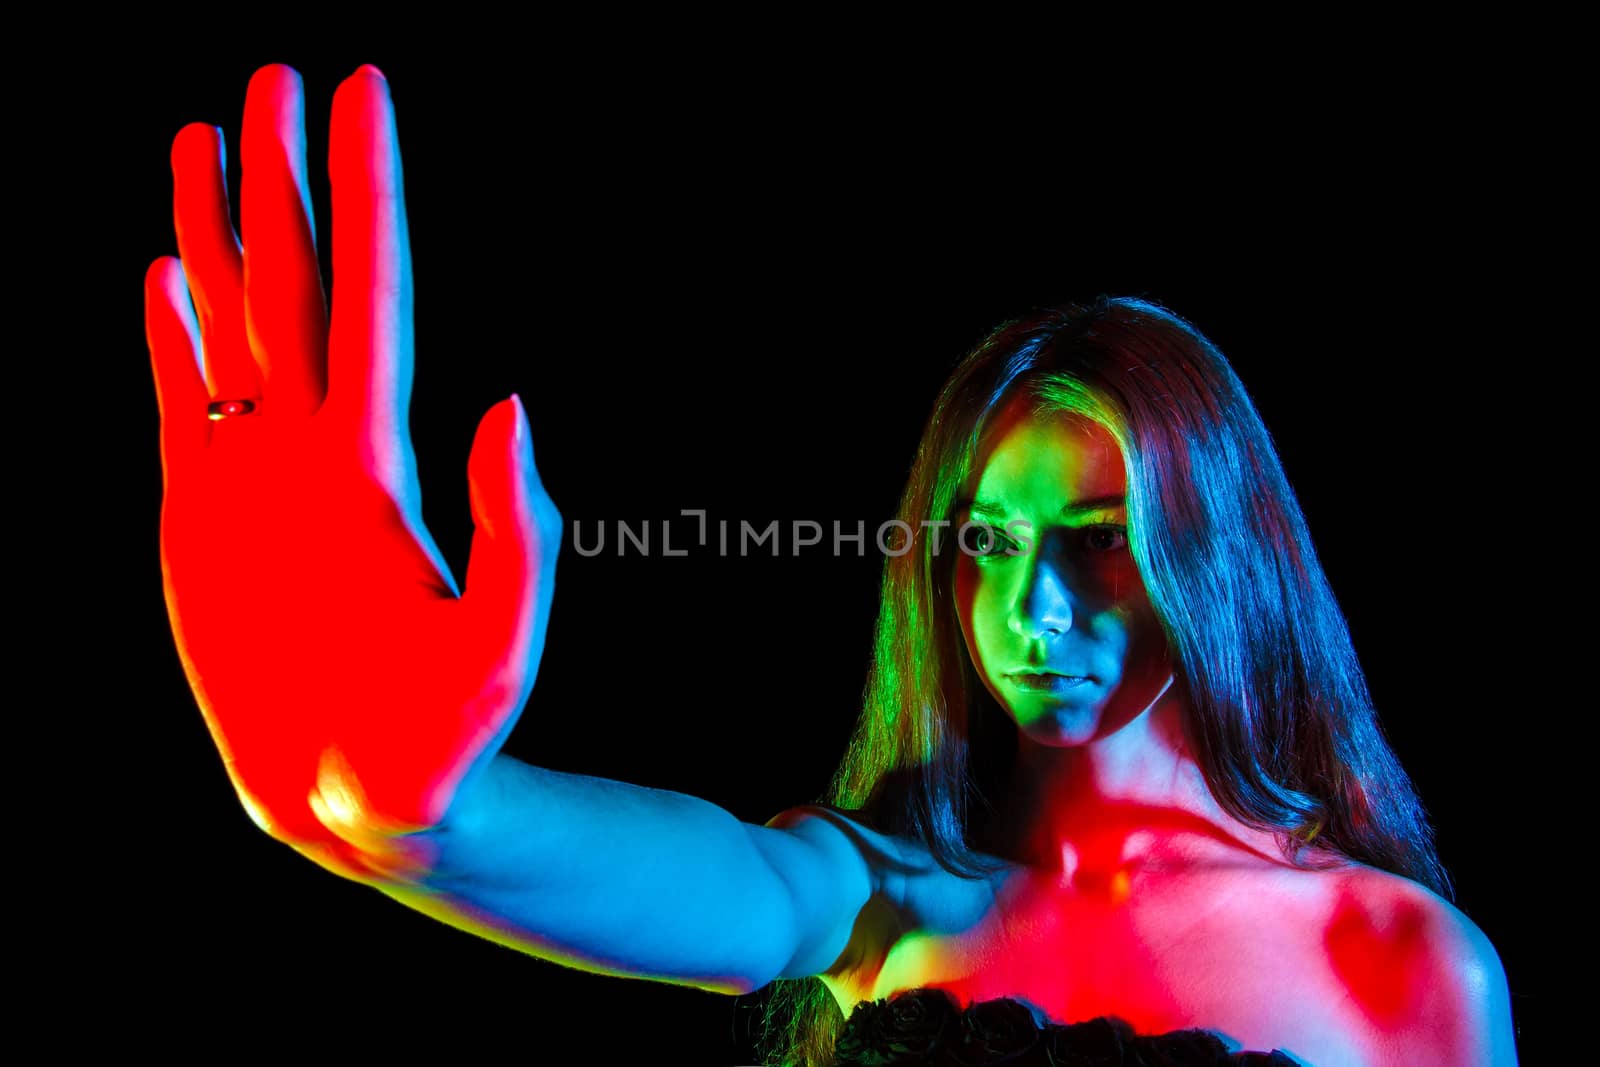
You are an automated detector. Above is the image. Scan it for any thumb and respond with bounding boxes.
[462,395,560,642]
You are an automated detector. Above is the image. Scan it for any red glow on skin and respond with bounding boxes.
[147,64,560,882]
[834,825,1473,1063]
[867,813,1274,1035]
[1325,886,1432,1028]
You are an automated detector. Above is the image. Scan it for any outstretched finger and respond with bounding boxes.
[145,256,210,484]
[171,122,259,404]
[463,396,559,683]
[242,64,329,419]
[327,65,415,492]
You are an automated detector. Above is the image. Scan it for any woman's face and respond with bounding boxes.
[954,396,1173,746]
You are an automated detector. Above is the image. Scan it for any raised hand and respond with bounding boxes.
[145,64,561,883]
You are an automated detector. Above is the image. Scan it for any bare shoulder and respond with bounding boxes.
[751,804,920,985]
[756,804,999,1003]
[758,806,985,915]
[759,803,913,899]
[1316,863,1517,1065]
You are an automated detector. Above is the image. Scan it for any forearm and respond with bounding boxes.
[362,753,800,994]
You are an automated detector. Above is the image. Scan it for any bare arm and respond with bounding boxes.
[377,754,877,994]
[148,63,878,996]
[369,758,883,991]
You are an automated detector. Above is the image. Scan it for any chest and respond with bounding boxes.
[832,865,1378,1065]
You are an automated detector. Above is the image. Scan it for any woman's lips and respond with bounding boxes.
[1006,672,1094,692]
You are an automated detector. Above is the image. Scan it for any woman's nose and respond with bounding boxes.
[1009,558,1073,638]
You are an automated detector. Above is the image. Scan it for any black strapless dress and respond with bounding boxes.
[833,988,1300,1066]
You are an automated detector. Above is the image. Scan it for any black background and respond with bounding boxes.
[77,43,1551,1062]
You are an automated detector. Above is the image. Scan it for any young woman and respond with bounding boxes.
[144,63,1516,1065]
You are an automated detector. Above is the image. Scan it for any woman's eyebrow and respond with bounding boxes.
[961,495,1127,518]
[1060,494,1126,515]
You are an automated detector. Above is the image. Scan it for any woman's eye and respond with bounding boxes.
[971,525,1014,557]
[1083,525,1129,552]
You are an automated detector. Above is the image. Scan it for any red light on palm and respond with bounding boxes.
[146,64,560,882]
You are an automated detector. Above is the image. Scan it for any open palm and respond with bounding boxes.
[145,65,559,882]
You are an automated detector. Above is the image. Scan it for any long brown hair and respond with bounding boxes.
[758,297,1447,1067]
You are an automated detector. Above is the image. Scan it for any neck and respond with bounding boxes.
[993,677,1271,881]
